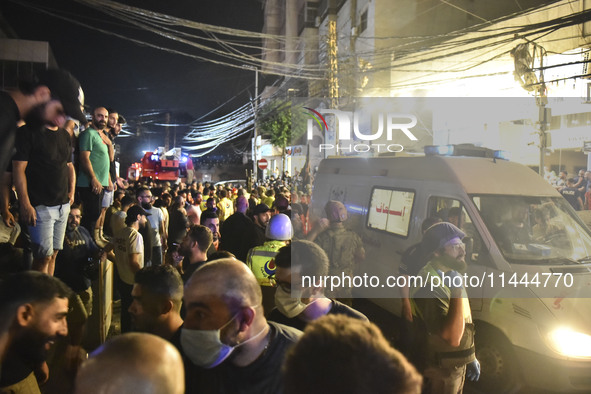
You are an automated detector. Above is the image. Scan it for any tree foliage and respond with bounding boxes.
[259,101,306,151]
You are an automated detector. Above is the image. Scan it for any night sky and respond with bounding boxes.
[1,0,265,160]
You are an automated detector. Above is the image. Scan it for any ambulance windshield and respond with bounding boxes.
[472,195,591,264]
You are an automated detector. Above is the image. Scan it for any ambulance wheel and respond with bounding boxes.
[473,325,522,394]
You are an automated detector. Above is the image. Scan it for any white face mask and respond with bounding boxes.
[274,286,308,318]
[180,310,265,369]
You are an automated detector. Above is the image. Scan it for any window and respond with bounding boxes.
[359,9,368,34]
[367,187,414,237]
[427,196,485,264]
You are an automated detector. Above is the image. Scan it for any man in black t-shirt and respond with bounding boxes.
[13,113,76,276]
[561,178,584,211]
[0,69,86,178]
[269,241,368,332]
[177,258,301,394]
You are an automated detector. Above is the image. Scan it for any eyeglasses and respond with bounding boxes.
[446,242,466,252]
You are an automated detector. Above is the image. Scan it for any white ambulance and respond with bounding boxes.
[310,145,591,393]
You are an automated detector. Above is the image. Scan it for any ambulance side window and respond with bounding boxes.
[427,197,484,263]
[366,187,415,237]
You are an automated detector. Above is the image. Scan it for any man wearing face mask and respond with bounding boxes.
[177,258,302,394]
[411,222,480,393]
[268,241,367,331]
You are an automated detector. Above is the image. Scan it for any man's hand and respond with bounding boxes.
[2,210,16,227]
[68,192,75,205]
[21,203,37,226]
[466,359,481,381]
[91,178,103,195]
[105,177,113,192]
[34,361,50,384]
[401,298,413,322]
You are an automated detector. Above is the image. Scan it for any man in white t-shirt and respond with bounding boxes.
[137,187,167,266]
[114,204,148,333]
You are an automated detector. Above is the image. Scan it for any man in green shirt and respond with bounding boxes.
[76,107,113,234]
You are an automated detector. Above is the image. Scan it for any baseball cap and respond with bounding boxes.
[253,203,271,215]
[38,69,86,124]
[127,205,151,219]
[421,222,465,256]
[325,200,347,223]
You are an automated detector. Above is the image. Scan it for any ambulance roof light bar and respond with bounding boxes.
[424,145,454,156]
[424,144,510,160]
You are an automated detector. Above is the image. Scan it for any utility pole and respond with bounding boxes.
[164,111,170,151]
[511,41,548,175]
[241,65,260,183]
[536,45,548,176]
[328,11,340,152]
[328,18,339,109]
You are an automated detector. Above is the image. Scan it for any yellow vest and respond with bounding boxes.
[246,240,286,286]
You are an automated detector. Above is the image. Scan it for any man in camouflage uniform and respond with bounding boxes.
[314,200,365,304]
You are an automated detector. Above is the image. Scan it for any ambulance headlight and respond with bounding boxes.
[547,328,591,359]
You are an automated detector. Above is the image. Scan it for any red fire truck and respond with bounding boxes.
[128,147,193,182]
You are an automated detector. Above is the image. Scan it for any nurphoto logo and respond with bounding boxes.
[304,107,419,154]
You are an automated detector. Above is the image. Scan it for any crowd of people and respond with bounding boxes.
[0,68,481,394]
[0,170,425,393]
[0,70,420,393]
[545,167,591,210]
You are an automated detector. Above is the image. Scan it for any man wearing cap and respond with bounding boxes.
[12,88,78,275]
[314,200,365,304]
[411,222,480,393]
[114,204,149,333]
[0,69,86,174]
[76,107,113,237]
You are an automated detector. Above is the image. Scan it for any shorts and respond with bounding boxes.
[28,203,70,258]
[77,187,102,231]
[102,189,114,208]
